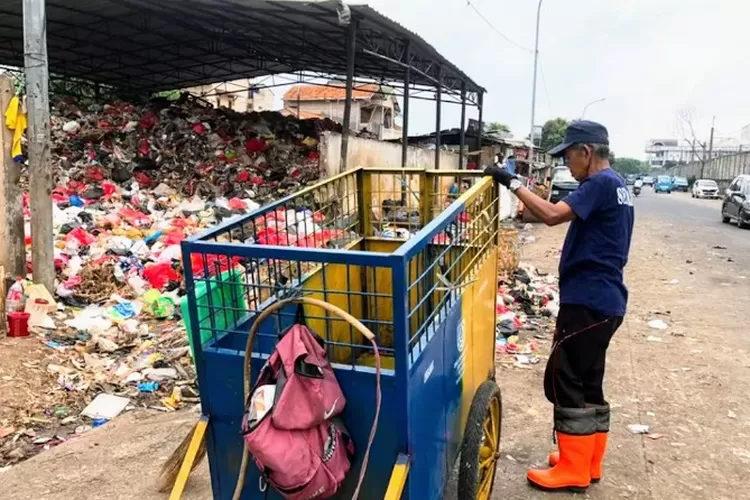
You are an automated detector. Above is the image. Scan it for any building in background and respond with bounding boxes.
[282,83,401,140]
[185,79,274,112]
[645,138,746,168]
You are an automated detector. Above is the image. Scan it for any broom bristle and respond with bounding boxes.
[157,422,208,492]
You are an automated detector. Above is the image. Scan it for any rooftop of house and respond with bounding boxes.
[283,83,395,103]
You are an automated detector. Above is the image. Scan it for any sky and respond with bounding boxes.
[276,0,750,159]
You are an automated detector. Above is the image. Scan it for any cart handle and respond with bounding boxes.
[232,297,381,500]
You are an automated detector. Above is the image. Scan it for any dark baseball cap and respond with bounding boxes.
[547,120,609,157]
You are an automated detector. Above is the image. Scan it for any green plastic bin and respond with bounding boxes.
[181,268,246,359]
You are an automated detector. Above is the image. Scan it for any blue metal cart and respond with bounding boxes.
[181,167,502,499]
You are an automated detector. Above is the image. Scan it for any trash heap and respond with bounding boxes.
[495,262,560,368]
[1,97,344,467]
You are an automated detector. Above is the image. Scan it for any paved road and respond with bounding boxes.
[634,189,750,266]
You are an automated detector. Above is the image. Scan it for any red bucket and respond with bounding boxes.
[8,312,30,338]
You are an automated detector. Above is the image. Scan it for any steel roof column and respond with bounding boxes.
[477,91,484,166]
[435,67,442,169]
[0,76,26,285]
[401,42,411,169]
[401,41,411,204]
[340,20,358,173]
[459,81,466,169]
[24,0,55,292]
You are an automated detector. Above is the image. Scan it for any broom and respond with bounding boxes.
[157,416,208,493]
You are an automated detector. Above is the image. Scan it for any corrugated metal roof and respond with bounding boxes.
[0,0,484,95]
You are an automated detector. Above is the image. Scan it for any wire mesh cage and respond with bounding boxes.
[182,167,499,371]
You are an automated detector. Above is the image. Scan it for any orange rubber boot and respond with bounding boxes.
[547,432,607,482]
[549,403,610,482]
[527,407,597,492]
[528,433,595,491]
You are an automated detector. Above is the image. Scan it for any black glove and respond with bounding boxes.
[484,165,517,188]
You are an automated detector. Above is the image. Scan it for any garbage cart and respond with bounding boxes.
[181,167,503,499]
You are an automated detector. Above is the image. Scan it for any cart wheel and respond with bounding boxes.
[458,381,502,500]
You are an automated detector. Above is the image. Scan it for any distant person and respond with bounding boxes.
[634,177,644,189]
[506,155,517,175]
[484,121,634,493]
[495,153,505,169]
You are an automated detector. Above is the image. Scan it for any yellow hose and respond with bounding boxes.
[232,297,380,500]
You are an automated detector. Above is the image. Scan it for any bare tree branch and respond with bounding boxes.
[677,108,706,162]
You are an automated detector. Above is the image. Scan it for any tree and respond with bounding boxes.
[611,157,647,176]
[485,122,511,136]
[676,108,707,164]
[540,118,569,150]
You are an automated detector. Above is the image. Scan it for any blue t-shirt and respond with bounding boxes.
[559,168,634,317]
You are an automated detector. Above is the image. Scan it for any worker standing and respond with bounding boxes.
[485,121,634,492]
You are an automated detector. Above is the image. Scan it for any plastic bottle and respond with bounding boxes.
[5,278,26,315]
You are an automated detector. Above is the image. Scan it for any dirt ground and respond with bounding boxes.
[2,210,750,499]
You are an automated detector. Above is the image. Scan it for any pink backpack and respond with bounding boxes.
[241,324,354,499]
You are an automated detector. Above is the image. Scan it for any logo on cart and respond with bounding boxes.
[457,320,465,353]
[454,319,466,385]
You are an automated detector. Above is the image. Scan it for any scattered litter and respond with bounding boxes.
[732,448,750,462]
[670,442,687,447]
[728,410,737,419]
[665,279,679,285]
[646,433,665,440]
[80,394,130,420]
[627,424,650,434]
[713,245,727,250]
[138,382,160,393]
[648,320,669,330]
[646,336,663,343]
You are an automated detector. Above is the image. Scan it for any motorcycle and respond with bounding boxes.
[633,185,642,197]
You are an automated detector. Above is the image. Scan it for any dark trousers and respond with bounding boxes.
[544,304,623,408]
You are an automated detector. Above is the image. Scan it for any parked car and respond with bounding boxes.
[721,174,750,228]
[643,176,654,186]
[654,175,673,193]
[549,166,579,203]
[692,179,720,199]
[672,176,689,192]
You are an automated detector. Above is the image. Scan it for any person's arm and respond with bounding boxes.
[513,185,575,226]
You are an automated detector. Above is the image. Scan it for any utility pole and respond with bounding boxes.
[703,117,715,179]
[529,0,543,147]
[707,116,715,163]
[24,0,55,292]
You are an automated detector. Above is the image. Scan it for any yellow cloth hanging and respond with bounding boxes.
[4,95,27,162]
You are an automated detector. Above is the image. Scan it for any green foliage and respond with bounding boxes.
[485,122,510,135]
[611,157,648,175]
[540,118,569,150]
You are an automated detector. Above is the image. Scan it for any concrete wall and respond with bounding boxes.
[673,152,750,189]
[319,131,459,178]
[185,79,274,112]
[291,101,360,129]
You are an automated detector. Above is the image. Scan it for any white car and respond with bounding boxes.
[692,179,720,199]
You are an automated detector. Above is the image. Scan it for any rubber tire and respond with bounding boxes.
[739,218,749,230]
[458,381,503,500]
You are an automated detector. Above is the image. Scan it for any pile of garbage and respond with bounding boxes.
[495,262,560,368]
[1,96,347,467]
[34,95,344,302]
